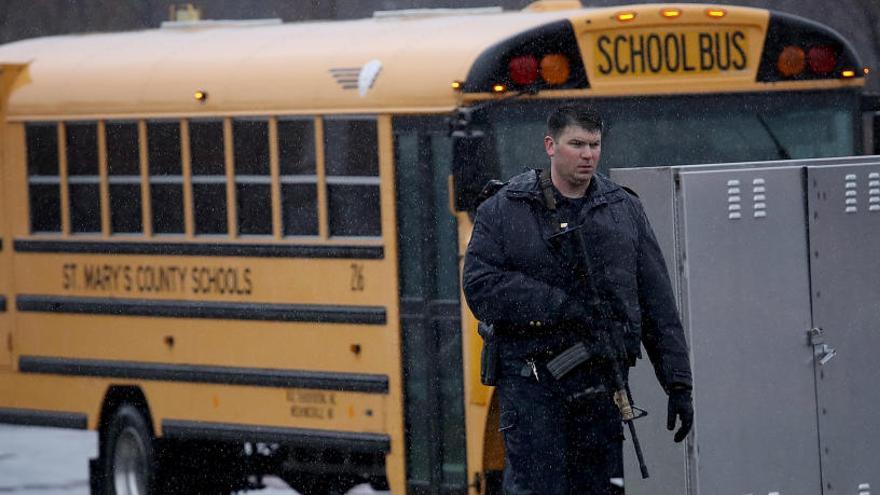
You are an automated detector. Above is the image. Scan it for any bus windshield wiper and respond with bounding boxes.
[755,113,792,160]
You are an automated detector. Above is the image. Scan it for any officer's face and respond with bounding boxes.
[544,125,602,192]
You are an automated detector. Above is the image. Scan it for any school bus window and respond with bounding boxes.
[282,181,318,236]
[106,121,143,234]
[233,118,272,236]
[25,122,61,233]
[147,120,184,235]
[279,118,316,175]
[278,118,318,236]
[324,117,381,237]
[324,118,379,176]
[66,122,101,234]
[327,180,381,237]
[190,119,228,236]
[394,131,425,298]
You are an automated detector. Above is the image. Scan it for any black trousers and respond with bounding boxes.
[496,361,625,495]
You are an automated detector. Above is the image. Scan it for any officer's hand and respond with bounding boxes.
[666,388,693,443]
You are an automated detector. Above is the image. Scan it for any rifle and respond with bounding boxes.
[547,224,651,479]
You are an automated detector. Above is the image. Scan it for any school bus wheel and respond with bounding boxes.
[92,404,157,495]
[284,472,361,495]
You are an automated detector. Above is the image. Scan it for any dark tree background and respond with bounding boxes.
[1,0,878,92]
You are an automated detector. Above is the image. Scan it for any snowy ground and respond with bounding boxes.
[0,425,384,494]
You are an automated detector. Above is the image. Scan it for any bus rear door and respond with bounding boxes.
[394,116,468,492]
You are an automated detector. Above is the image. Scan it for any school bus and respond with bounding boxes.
[0,1,867,494]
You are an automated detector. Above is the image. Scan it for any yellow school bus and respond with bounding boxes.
[0,2,867,493]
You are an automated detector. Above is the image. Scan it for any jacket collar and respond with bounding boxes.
[505,168,622,209]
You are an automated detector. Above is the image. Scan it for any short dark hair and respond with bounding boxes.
[547,104,603,139]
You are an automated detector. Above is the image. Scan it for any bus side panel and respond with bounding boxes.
[0,373,385,435]
[0,121,11,369]
[376,114,406,495]
[0,114,408,493]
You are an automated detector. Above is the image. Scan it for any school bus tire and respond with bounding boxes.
[91,403,158,495]
[483,469,503,494]
[285,473,358,495]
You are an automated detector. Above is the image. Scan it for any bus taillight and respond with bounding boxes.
[776,44,840,78]
[509,55,539,85]
[777,46,806,76]
[807,45,837,74]
[461,19,588,92]
[540,54,571,85]
[757,12,863,82]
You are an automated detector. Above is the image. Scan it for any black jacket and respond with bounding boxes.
[463,169,692,392]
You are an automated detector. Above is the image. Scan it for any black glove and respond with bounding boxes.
[666,388,693,443]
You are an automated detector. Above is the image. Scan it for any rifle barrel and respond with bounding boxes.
[627,420,650,479]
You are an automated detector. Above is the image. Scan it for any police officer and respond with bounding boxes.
[462,105,693,494]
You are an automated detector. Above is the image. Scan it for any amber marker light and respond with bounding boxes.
[616,11,636,22]
[194,90,208,102]
[451,81,463,90]
[540,54,571,85]
[777,46,806,77]
[661,8,682,18]
[706,8,727,18]
[841,69,856,78]
[492,84,506,93]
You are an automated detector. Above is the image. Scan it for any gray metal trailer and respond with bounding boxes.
[612,157,880,495]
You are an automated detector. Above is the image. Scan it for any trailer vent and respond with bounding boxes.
[727,178,742,220]
[753,177,767,218]
[845,173,858,213]
[869,172,879,212]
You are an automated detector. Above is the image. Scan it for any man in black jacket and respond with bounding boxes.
[462,105,693,494]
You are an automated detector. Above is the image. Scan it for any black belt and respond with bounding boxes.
[495,320,589,337]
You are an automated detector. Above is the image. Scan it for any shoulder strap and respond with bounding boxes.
[538,169,557,212]
[539,169,567,235]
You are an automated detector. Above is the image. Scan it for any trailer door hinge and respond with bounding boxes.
[809,327,836,365]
